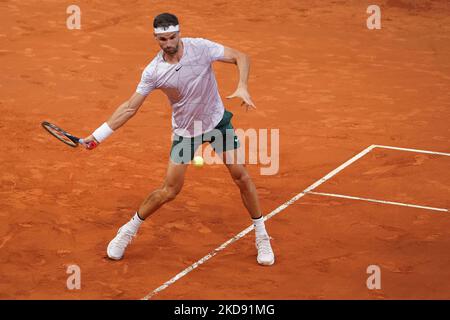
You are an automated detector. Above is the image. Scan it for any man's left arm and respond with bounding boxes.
[217,47,256,110]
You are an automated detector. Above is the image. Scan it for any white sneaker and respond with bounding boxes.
[255,234,275,266]
[107,226,136,260]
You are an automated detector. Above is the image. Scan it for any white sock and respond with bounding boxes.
[126,212,144,234]
[252,216,268,238]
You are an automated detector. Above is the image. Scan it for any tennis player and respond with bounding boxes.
[81,13,275,266]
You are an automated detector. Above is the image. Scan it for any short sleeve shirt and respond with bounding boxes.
[136,37,226,137]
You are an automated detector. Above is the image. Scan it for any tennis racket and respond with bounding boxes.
[41,121,97,149]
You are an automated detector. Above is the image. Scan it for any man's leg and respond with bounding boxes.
[138,160,188,220]
[107,160,188,260]
[222,152,262,219]
[222,149,275,266]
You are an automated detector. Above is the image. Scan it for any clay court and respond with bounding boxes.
[1,0,449,299]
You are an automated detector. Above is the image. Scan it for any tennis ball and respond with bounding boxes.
[192,155,204,167]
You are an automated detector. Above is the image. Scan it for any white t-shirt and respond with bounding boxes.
[136,37,226,137]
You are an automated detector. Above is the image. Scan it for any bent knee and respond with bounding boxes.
[232,171,252,188]
[162,185,182,202]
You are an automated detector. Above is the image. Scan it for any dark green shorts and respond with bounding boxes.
[170,110,240,164]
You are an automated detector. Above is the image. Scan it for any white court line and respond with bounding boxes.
[141,145,377,300]
[307,191,449,212]
[374,145,450,157]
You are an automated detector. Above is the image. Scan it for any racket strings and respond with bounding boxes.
[42,122,78,147]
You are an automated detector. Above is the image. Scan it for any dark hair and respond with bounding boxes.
[153,13,179,29]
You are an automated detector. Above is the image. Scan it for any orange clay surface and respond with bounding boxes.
[1,0,449,299]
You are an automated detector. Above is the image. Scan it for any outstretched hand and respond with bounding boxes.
[226,87,256,112]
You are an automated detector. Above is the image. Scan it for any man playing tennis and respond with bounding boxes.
[81,13,275,266]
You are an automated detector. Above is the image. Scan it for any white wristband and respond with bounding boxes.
[92,122,114,143]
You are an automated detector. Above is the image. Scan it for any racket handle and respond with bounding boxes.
[86,141,98,149]
[79,138,98,150]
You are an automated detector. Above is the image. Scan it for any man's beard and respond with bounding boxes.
[163,44,178,55]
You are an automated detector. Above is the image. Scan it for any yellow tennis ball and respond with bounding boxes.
[192,155,204,167]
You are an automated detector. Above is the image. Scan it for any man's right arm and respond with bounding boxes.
[80,92,147,149]
[106,92,147,130]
